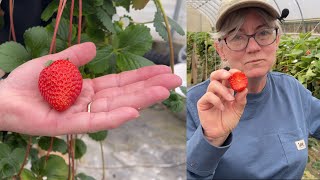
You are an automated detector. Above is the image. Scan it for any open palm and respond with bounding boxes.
[0,42,182,136]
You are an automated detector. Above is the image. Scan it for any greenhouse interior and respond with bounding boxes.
[187,0,320,179]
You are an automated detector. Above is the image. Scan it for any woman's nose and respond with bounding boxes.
[246,37,261,53]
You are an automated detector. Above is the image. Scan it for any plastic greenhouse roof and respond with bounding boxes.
[187,0,320,28]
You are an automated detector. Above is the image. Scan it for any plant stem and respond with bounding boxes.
[67,135,71,180]
[17,136,32,178]
[45,137,54,161]
[49,0,67,54]
[9,0,16,41]
[154,0,175,74]
[134,20,154,24]
[100,141,105,180]
[78,0,83,44]
[71,135,75,180]
[68,0,75,47]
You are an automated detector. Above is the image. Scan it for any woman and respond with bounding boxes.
[187,0,320,179]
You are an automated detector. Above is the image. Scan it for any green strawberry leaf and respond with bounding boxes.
[96,7,115,33]
[115,24,152,55]
[75,173,95,180]
[154,11,185,41]
[132,0,150,10]
[87,45,115,74]
[154,11,168,41]
[75,139,87,159]
[64,0,97,17]
[0,41,31,72]
[24,26,50,58]
[20,169,37,180]
[116,52,154,71]
[162,90,185,113]
[88,130,108,141]
[38,137,68,154]
[31,155,68,180]
[86,26,106,44]
[41,0,59,21]
[47,18,77,42]
[86,14,103,27]
[29,148,39,163]
[0,143,10,159]
[0,147,26,178]
[167,16,185,36]
[0,159,16,178]
[19,134,39,144]
[94,0,104,6]
[114,0,131,12]
[103,0,116,15]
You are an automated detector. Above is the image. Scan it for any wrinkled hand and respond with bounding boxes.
[197,69,248,146]
[0,42,182,136]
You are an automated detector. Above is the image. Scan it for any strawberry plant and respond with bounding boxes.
[187,32,220,85]
[0,0,185,179]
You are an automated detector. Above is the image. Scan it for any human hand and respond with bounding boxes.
[0,42,182,136]
[197,69,248,146]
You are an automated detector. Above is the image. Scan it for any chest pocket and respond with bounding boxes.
[278,128,308,166]
[216,129,308,179]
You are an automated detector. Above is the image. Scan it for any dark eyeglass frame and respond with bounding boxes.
[219,27,279,51]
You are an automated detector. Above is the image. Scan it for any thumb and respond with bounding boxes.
[38,42,97,67]
[233,88,248,114]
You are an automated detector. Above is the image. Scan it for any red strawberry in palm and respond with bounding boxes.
[228,71,248,92]
[38,59,83,111]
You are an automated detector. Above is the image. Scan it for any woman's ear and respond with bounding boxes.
[214,41,226,61]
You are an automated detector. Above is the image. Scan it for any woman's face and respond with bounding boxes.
[217,10,280,78]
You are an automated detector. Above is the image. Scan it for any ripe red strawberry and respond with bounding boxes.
[38,59,83,111]
[228,72,248,92]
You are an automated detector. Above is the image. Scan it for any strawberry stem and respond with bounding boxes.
[17,136,32,178]
[45,137,54,161]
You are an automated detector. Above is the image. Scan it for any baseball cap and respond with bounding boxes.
[215,0,281,31]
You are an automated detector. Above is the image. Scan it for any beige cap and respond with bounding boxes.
[215,0,280,31]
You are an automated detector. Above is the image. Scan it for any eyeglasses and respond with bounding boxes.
[220,27,278,51]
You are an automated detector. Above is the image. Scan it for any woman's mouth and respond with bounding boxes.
[246,59,263,64]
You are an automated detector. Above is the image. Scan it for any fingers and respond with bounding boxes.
[208,68,243,100]
[92,65,173,92]
[56,107,139,134]
[92,73,182,100]
[90,86,170,112]
[37,42,96,67]
[201,68,247,112]
[234,88,248,112]
[207,80,235,102]
[197,92,224,111]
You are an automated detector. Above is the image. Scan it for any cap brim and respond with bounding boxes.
[216,1,280,31]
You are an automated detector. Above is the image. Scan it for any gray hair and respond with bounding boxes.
[212,7,282,40]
